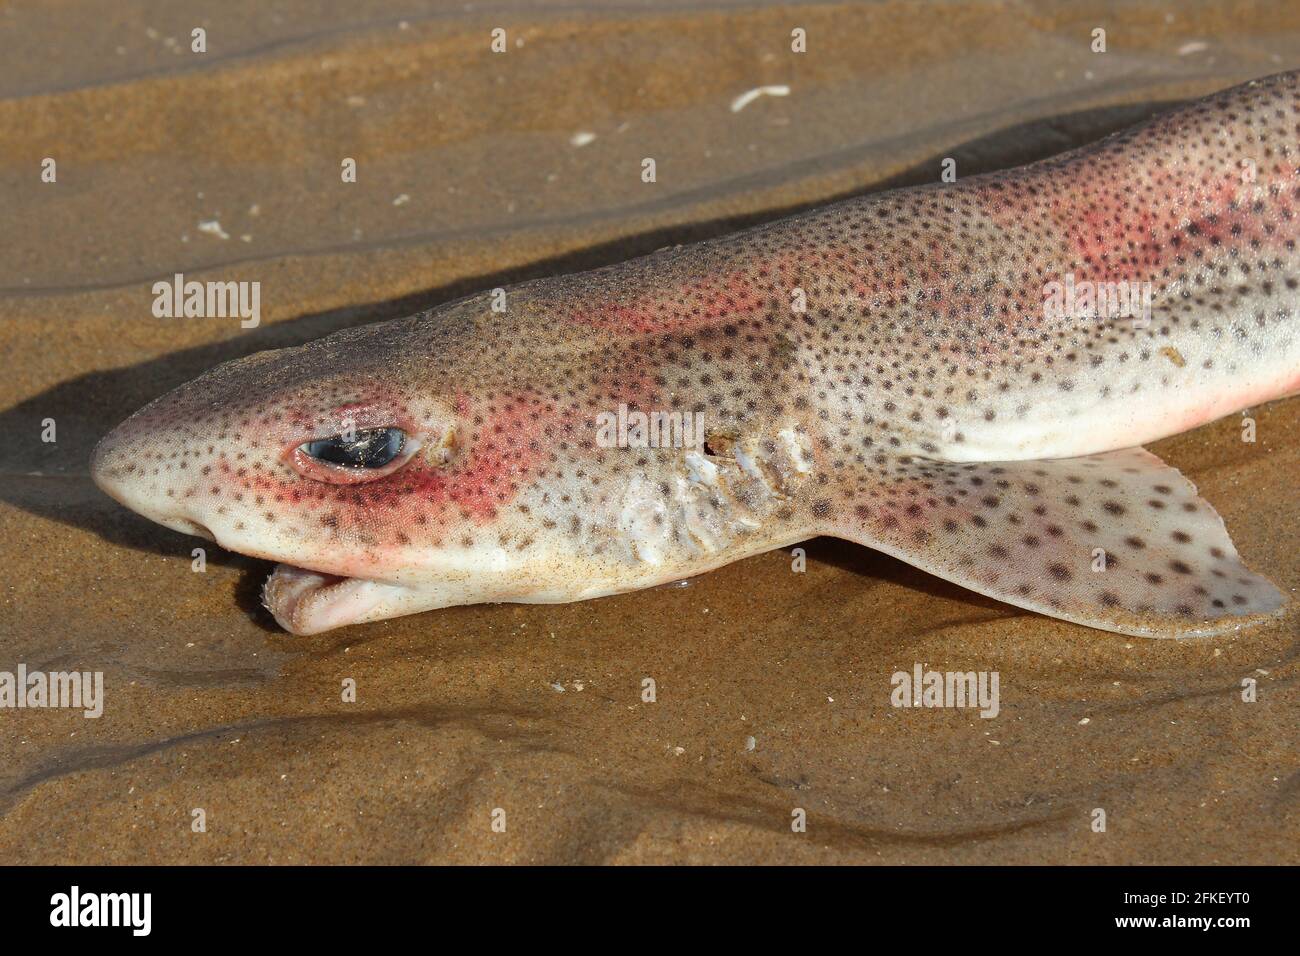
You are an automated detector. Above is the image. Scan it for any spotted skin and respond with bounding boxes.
[93,72,1299,635]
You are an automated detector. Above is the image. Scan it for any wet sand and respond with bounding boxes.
[0,1,1297,863]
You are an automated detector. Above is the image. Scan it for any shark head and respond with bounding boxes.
[91,292,811,634]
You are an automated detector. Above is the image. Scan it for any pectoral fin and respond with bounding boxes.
[816,447,1285,637]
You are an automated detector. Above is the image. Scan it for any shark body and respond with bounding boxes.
[93,72,1300,636]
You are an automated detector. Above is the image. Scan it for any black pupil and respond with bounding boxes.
[303,428,405,468]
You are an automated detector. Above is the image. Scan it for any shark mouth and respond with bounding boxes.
[262,564,412,635]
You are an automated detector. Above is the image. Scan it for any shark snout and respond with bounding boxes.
[91,418,146,507]
[91,418,217,541]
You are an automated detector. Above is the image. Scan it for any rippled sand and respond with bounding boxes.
[1,1,1297,863]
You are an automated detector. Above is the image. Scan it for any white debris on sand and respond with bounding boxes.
[730,85,790,112]
[197,219,229,240]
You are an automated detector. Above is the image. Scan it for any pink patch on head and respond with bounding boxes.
[431,391,552,520]
[426,371,657,520]
[208,362,670,541]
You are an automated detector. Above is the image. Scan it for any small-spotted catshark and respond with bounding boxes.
[93,72,1300,636]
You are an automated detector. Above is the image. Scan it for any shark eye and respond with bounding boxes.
[300,428,405,469]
